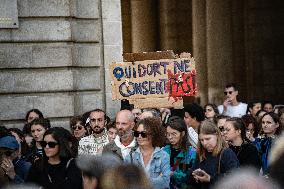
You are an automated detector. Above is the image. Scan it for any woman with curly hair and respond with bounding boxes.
[125,117,170,189]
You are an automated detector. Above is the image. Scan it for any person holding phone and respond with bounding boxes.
[189,120,239,189]
[218,83,247,118]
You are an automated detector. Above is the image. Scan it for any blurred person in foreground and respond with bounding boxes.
[76,153,122,189]
[213,168,279,189]
[269,133,284,186]
[101,164,153,189]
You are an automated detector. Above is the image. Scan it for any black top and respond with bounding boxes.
[26,158,82,189]
[229,142,261,170]
[170,147,181,167]
[189,148,239,189]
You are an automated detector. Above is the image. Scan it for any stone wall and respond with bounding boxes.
[0,0,122,129]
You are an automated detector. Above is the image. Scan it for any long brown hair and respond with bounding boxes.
[197,120,228,162]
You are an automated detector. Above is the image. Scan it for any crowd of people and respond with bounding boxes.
[0,83,283,189]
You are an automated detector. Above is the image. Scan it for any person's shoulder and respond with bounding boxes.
[239,102,248,108]
[222,148,238,158]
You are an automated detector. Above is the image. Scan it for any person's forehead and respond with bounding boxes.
[225,87,235,91]
[90,111,105,118]
[116,113,130,122]
[264,103,273,107]
[132,109,141,113]
[29,112,39,117]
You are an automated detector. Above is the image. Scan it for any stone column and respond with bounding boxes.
[206,0,234,104]
[131,0,158,52]
[192,0,208,106]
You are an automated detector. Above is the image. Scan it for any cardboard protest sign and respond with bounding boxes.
[109,52,197,107]
[129,97,183,109]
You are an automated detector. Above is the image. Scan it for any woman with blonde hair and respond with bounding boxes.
[190,120,239,189]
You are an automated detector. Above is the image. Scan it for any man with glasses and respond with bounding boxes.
[78,109,109,155]
[0,135,31,185]
[218,83,247,118]
[103,110,136,160]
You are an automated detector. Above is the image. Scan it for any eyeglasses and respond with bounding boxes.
[39,141,58,148]
[72,125,84,130]
[224,91,234,95]
[133,131,148,138]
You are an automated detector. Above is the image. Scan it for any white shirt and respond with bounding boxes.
[114,135,136,160]
[78,130,109,155]
[218,102,247,118]
[188,127,198,148]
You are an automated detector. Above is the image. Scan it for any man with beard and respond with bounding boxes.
[78,109,109,155]
[102,110,136,160]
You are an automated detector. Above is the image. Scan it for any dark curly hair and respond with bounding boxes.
[134,117,166,147]
[241,114,259,138]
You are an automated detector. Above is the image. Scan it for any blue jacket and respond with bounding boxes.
[253,136,274,175]
[163,145,196,189]
[125,147,171,189]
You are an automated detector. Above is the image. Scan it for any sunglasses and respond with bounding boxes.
[133,131,148,138]
[39,141,58,148]
[3,150,14,156]
[224,91,234,95]
[72,125,84,130]
[219,126,224,132]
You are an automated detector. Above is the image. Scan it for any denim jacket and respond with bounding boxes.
[125,147,171,189]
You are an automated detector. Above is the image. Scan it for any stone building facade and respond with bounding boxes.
[0,0,122,129]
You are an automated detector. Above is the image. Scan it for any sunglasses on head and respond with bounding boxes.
[72,125,84,130]
[133,131,148,138]
[224,91,233,95]
[39,141,58,148]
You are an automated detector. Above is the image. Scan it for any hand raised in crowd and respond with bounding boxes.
[192,169,210,183]
[223,97,232,111]
[1,158,16,179]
